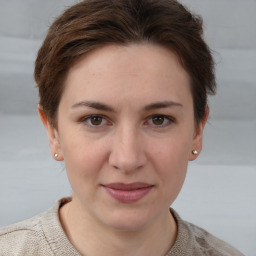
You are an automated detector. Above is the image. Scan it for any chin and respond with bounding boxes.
[100,206,156,232]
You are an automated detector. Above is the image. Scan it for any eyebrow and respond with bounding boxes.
[144,101,183,111]
[71,101,115,112]
[71,100,182,112]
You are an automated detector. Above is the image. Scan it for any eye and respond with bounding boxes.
[82,115,108,127]
[147,115,174,127]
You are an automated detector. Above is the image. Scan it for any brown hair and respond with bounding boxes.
[35,0,216,127]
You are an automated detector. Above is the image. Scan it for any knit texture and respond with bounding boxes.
[0,198,244,256]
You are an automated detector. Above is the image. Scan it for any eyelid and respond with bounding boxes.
[145,114,175,128]
[80,114,111,128]
[78,114,175,129]
[151,114,175,121]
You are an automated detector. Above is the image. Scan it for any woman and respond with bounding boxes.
[0,0,244,255]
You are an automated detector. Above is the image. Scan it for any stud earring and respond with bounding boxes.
[54,153,58,158]
[192,150,198,155]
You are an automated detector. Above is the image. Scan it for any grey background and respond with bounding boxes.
[0,1,255,255]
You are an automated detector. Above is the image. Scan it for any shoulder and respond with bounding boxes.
[0,212,53,255]
[0,198,71,256]
[186,222,244,256]
[169,209,245,256]
[0,197,78,256]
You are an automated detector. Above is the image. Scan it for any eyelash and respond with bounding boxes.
[80,114,175,129]
[145,115,175,128]
[80,115,110,128]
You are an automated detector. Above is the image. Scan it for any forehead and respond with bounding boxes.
[61,43,192,107]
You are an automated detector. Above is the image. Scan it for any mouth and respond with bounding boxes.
[102,183,154,203]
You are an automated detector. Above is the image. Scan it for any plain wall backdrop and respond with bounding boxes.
[0,1,255,255]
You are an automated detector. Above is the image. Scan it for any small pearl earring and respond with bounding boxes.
[54,153,58,158]
[192,150,198,155]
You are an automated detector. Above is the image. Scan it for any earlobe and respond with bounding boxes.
[38,105,63,161]
[189,106,209,161]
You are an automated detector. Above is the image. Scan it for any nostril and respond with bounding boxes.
[108,132,147,172]
[109,151,147,172]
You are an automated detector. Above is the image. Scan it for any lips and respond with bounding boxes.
[102,183,153,203]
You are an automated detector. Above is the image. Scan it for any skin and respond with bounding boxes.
[39,43,208,256]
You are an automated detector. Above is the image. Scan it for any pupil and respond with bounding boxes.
[153,116,164,125]
[91,116,102,125]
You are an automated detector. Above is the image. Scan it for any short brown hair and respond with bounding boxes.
[35,0,216,126]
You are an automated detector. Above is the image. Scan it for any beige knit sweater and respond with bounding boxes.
[0,198,244,256]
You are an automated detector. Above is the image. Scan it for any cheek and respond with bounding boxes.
[150,130,193,165]
[149,133,192,189]
[153,145,188,204]
[60,132,109,182]
[153,142,189,178]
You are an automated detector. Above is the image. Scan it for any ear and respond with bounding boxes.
[189,106,209,161]
[38,105,63,161]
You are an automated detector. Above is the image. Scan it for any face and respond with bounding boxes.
[40,44,206,231]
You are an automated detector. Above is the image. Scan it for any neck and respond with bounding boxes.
[60,198,177,256]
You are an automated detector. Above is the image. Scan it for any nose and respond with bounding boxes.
[109,127,147,172]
